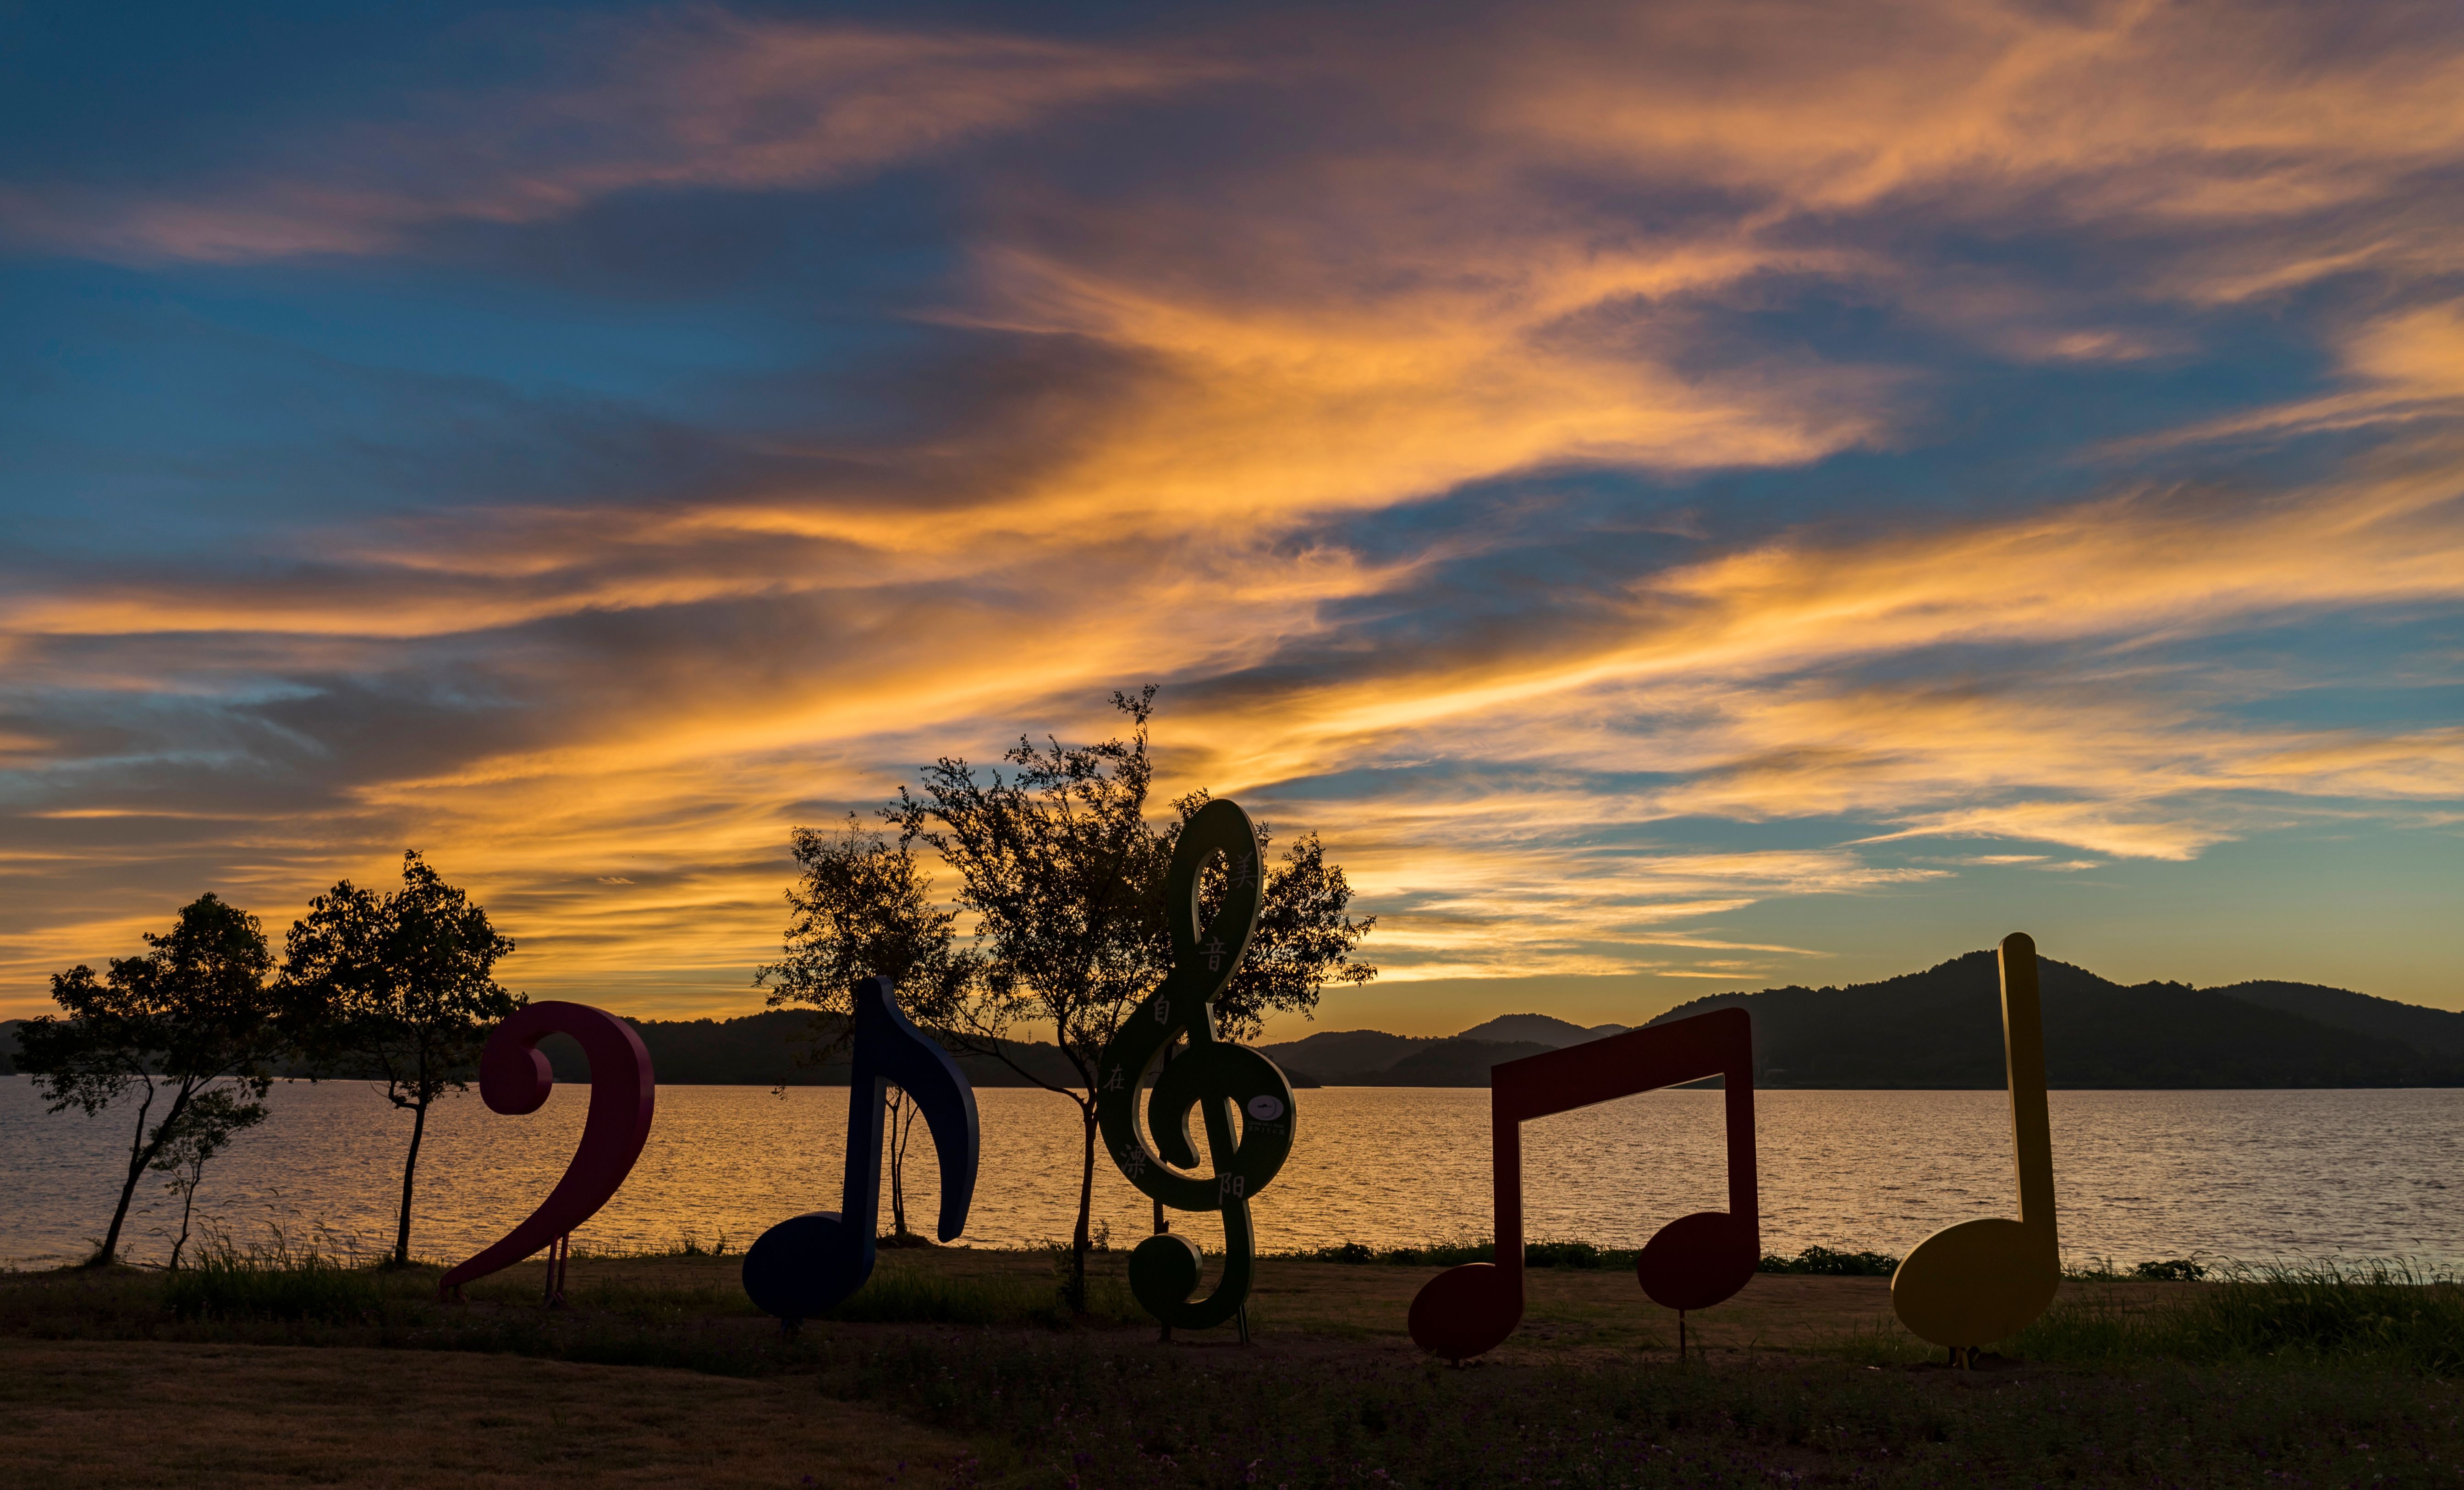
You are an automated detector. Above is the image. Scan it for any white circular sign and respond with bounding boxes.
[1246,1095,1286,1122]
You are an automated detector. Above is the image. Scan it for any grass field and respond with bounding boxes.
[6,1243,2460,1486]
[0,1338,972,1489]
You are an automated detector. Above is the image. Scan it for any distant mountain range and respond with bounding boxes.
[1253,1013,1627,1087]
[4,953,2459,1088]
[1260,954,2464,1088]
[0,1009,1113,1091]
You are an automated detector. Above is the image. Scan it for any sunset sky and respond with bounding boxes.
[4,0,2460,1036]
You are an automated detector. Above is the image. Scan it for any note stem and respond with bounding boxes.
[839,1069,886,1239]
[1998,933,2059,1260]
[1722,1048,1760,1244]
[1491,1095,1524,1291]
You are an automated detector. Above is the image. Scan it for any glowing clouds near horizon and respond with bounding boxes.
[3,0,2463,1016]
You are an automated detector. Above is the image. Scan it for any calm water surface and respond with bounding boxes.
[2,1077,2457,1270]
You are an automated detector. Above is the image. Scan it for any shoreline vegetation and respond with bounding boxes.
[6,1234,2459,1488]
[20,947,2449,1091]
[11,952,2464,1093]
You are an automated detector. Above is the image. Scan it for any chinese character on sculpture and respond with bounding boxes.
[1096,797,1296,1335]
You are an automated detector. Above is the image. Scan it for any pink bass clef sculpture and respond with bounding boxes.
[438,1001,656,1301]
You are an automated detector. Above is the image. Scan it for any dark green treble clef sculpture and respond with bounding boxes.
[1097,796,1296,1332]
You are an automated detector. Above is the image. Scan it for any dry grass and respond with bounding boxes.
[1243,1254,2198,1360]
[399,1247,2203,1359]
[0,1243,2206,1364]
[5,1254,2453,1487]
[510,1246,1924,1351]
[0,1337,975,1489]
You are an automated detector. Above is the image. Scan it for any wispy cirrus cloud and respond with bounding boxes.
[0,11,1219,262]
[5,0,2463,1017]
[1491,0,2464,225]
[2114,301,2464,452]
[12,433,2453,996]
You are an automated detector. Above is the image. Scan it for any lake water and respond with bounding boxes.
[3,1077,2458,1271]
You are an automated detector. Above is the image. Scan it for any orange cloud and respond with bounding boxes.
[11,431,2459,1009]
[1491,0,2464,226]
[2118,301,2464,452]
[951,240,1895,526]
[9,1,2464,1015]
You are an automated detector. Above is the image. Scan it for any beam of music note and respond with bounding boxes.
[1888,931,2061,1361]
[440,1001,657,1300]
[1097,797,1295,1334]
[741,975,980,1324]
[1407,1007,1760,1361]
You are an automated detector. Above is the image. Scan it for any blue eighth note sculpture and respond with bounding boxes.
[741,975,980,1324]
[1097,796,1296,1336]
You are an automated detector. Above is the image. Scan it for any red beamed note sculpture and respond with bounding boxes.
[1406,1007,1760,1361]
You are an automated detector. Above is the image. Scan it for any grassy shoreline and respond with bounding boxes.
[8,1243,2461,1486]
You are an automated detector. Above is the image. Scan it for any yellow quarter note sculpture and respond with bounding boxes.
[1889,931,2060,1365]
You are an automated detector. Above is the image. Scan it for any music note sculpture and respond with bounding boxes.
[1097,798,1295,1339]
[741,975,980,1326]
[1407,1007,1760,1362]
[440,1001,657,1302]
[1889,931,2061,1365]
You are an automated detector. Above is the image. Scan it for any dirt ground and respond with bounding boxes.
[0,1257,2234,1486]
[0,1337,973,1490]
[525,1247,2193,1359]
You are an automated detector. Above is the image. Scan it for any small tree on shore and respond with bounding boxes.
[887,688,1375,1311]
[151,1088,265,1268]
[283,851,518,1268]
[15,893,287,1267]
[755,816,978,1239]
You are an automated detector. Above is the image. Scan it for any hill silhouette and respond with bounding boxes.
[1639,953,2458,1088]
[0,1009,1312,1090]
[6,956,2457,1088]
[522,1009,1320,1091]
[2205,980,2464,1059]
[1258,955,2464,1088]
[1255,1014,1622,1085]
[1451,1013,1630,1047]
[1247,1028,1435,1076]
[1357,1038,1557,1086]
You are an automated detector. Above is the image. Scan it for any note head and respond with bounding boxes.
[1636,1210,1756,1313]
[1128,1232,1204,1316]
[742,1211,872,1322]
[1407,1262,1522,1362]
[478,1038,555,1117]
[1889,1216,2058,1349]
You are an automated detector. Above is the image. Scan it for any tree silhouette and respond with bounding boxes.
[151,1088,266,1268]
[15,893,286,1267]
[283,851,518,1268]
[756,816,979,1238]
[886,687,1375,1311]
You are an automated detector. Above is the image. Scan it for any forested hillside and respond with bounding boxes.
[1258,956,2464,1089]
[1639,953,2459,1088]
[9,955,2456,1089]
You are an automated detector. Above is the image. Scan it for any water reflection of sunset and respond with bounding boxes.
[4,1,2459,1032]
